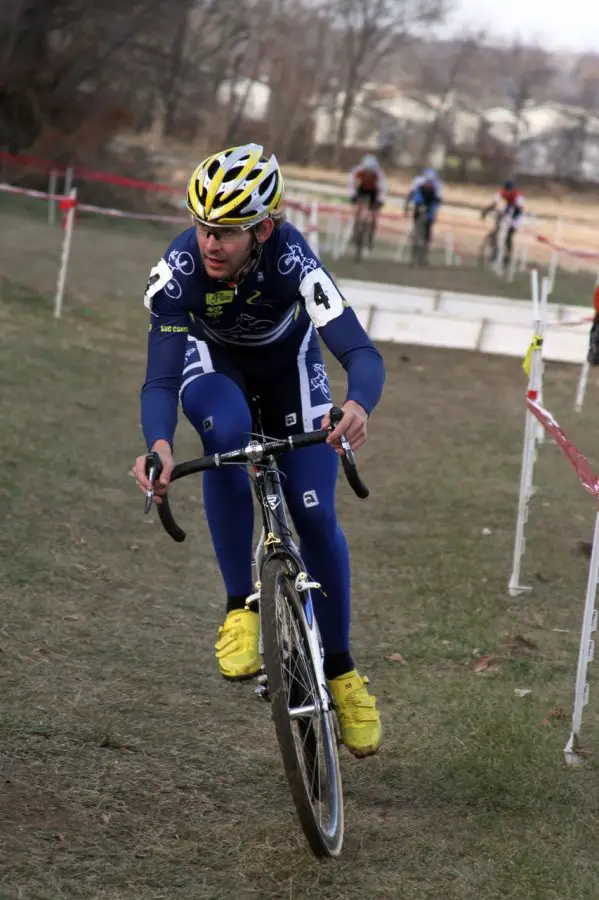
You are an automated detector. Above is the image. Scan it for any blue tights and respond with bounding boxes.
[181,373,351,656]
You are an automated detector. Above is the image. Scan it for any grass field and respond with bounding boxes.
[3,207,599,898]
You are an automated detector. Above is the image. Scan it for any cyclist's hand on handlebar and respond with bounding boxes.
[133,440,174,504]
[322,401,368,455]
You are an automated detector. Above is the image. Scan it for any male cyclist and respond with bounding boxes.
[404,167,443,257]
[349,153,386,253]
[481,179,524,267]
[134,143,385,757]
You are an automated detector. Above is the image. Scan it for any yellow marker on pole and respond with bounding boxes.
[523,335,543,377]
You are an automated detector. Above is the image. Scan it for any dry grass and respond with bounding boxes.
[3,207,599,898]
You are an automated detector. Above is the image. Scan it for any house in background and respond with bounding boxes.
[516,103,599,182]
[207,74,599,184]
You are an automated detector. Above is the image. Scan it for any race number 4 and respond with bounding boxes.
[313,282,330,310]
[300,267,345,327]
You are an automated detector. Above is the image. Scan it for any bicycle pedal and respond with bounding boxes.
[255,672,270,702]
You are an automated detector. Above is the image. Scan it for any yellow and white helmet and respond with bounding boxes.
[186,143,284,229]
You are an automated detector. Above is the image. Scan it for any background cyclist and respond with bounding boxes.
[481,178,525,268]
[349,153,387,254]
[404,167,443,258]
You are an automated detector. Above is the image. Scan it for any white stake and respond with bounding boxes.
[48,169,58,225]
[444,229,454,266]
[575,360,591,413]
[64,165,75,196]
[54,188,77,319]
[564,508,599,766]
[535,277,550,445]
[508,403,537,596]
[508,270,547,594]
[548,215,563,292]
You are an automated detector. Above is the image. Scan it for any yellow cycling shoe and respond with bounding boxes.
[328,669,382,758]
[215,609,261,680]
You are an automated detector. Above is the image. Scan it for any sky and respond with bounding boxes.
[449,0,599,52]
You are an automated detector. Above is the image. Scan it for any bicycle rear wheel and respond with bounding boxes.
[260,554,344,858]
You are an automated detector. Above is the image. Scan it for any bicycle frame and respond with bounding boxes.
[250,451,331,711]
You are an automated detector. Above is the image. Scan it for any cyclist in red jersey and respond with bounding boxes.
[349,155,386,254]
[481,179,525,268]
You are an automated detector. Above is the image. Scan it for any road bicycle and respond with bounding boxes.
[352,196,377,262]
[479,211,511,269]
[410,205,429,266]
[143,404,369,858]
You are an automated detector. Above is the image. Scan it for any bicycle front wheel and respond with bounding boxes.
[260,554,344,858]
[479,232,497,267]
[411,219,425,266]
[353,216,365,261]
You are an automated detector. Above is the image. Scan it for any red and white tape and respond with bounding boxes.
[537,234,599,260]
[527,398,599,497]
[0,182,65,202]
[0,182,188,225]
[0,182,314,229]
[554,315,594,328]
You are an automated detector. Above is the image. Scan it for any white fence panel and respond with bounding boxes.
[337,279,592,366]
[370,310,481,350]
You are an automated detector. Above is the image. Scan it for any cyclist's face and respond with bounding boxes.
[195,219,273,279]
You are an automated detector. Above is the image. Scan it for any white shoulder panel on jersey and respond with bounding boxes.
[144,258,173,311]
[300,267,345,328]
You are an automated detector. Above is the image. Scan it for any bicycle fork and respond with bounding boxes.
[252,463,332,714]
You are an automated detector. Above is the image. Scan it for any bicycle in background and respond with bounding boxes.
[410,205,430,266]
[352,195,377,262]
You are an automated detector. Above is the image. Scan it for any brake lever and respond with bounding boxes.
[143,451,163,515]
[329,405,354,460]
[338,431,356,466]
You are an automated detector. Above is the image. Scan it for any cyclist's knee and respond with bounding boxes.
[285,477,340,546]
[280,445,340,544]
[182,373,251,452]
[293,497,340,548]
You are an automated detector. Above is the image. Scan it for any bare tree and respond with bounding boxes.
[499,41,556,158]
[408,31,485,163]
[327,0,449,166]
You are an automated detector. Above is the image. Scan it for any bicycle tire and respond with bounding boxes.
[260,554,344,858]
[479,231,497,268]
[367,216,376,253]
[353,216,365,262]
[411,214,426,266]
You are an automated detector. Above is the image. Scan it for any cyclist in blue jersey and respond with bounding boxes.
[404,168,443,257]
[133,143,385,757]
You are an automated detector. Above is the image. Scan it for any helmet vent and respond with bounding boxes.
[258,173,275,196]
[224,165,244,183]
